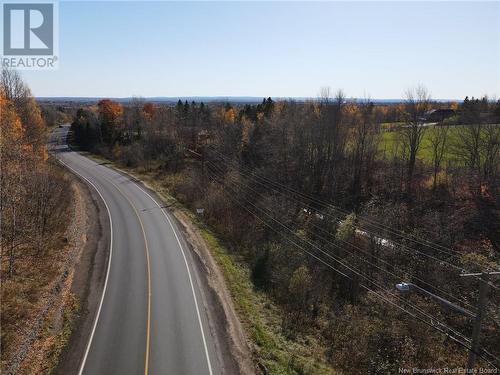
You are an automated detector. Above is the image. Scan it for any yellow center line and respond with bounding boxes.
[105,177,152,375]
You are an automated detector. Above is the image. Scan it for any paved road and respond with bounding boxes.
[49,125,220,375]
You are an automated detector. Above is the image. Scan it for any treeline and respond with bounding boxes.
[71,89,500,372]
[0,69,71,366]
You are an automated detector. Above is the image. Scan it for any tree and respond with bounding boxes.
[429,125,449,190]
[0,94,26,276]
[1,69,70,278]
[336,212,357,242]
[71,108,99,150]
[97,99,123,144]
[287,265,312,325]
[350,99,380,200]
[1,69,45,153]
[143,102,155,120]
[122,97,147,142]
[481,124,499,195]
[400,86,431,196]
[453,97,485,193]
[493,100,500,123]
[309,88,347,198]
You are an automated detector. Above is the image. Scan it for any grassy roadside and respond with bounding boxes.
[81,151,337,375]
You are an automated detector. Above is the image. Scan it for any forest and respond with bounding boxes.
[0,70,73,374]
[71,88,500,373]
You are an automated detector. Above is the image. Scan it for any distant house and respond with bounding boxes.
[424,109,456,122]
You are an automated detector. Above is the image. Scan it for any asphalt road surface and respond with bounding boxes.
[49,125,220,375]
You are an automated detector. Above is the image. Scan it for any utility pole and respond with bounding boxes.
[460,271,499,370]
[396,270,500,370]
[201,149,205,184]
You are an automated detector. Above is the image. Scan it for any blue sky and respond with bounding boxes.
[21,1,500,99]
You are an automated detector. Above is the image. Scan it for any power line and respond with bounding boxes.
[206,146,477,258]
[203,147,498,289]
[206,164,476,338]
[205,158,480,314]
[204,147,499,290]
[208,142,466,255]
[204,166,499,368]
[205,166,474,340]
[204,154,500,323]
[203,150,500,322]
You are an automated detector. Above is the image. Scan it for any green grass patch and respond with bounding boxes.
[379,125,467,163]
[197,226,335,375]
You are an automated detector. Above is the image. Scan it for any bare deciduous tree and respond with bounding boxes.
[401,86,431,196]
[350,98,380,200]
[429,125,449,190]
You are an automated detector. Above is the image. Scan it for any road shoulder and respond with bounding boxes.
[89,159,256,375]
[164,196,256,375]
[74,152,340,374]
[52,166,111,375]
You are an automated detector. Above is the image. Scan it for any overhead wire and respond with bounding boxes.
[205,157,480,313]
[207,146,478,258]
[203,164,499,368]
[205,147,500,290]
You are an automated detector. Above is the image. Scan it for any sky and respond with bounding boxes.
[19,1,500,99]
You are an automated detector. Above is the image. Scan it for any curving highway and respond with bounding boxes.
[49,125,221,375]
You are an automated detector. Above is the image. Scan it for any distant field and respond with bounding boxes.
[379,125,467,163]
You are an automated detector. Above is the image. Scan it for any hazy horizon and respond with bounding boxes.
[34,95,465,102]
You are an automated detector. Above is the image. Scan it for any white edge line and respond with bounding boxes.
[133,183,214,375]
[55,155,113,375]
[54,130,211,374]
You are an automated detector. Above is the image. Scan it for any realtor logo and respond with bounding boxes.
[3,3,53,55]
[1,1,58,69]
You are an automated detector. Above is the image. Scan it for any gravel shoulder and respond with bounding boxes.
[52,168,111,375]
[164,197,255,375]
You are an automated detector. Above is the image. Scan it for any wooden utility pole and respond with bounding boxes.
[467,273,488,370]
[460,271,499,370]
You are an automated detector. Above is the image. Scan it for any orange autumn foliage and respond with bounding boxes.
[0,95,27,165]
[143,102,155,120]
[97,99,123,123]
